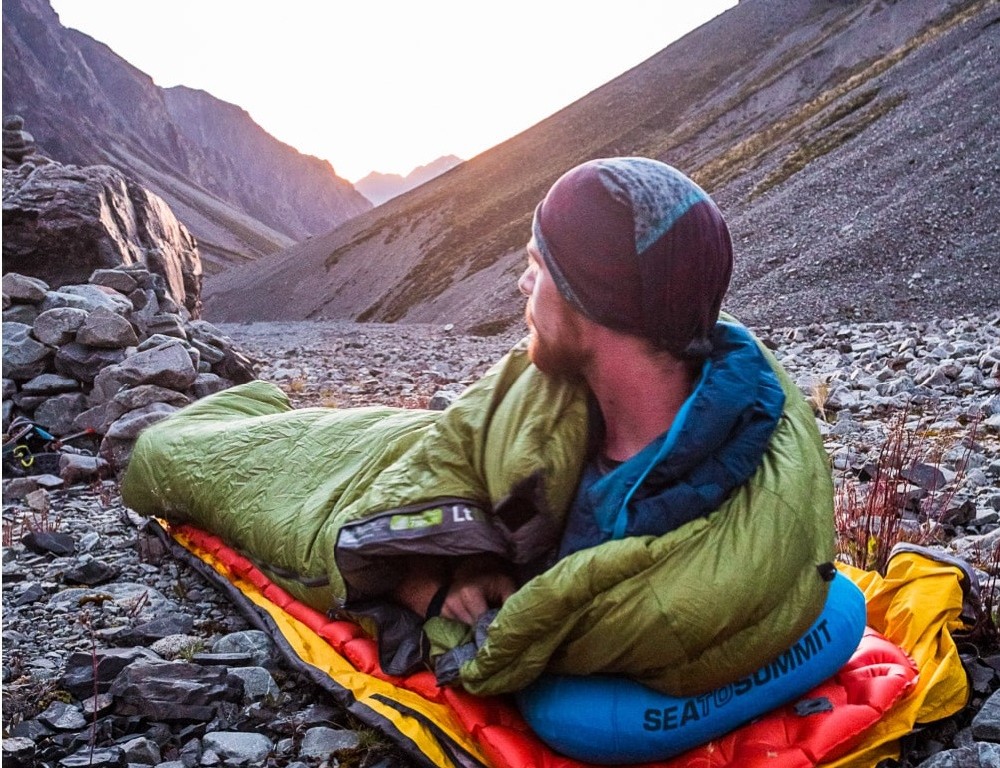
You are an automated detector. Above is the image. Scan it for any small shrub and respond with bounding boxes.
[809,378,832,423]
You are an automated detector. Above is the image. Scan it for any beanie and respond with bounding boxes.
[531,157,733,358]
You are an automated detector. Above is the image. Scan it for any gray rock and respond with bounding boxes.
[113,341,198,390]
[2,475,42,499]
[299,726,362,758]
[2,163,201,315]
[143,313,187,339]
[61,646,159,697]
[187,319,233,350]
[104,402,179,440]
[227,666,280,701]
[40,289,103,313]
[3,377,16,399]
[37,699,87,730]
[88,365,131,406]
[128,615,195,643]
[80,692,115,718]
[1,273,49,303]
[150,634,204,660]
[1,736,36,767]
[915,742,1000,767]
[90,269,139,295]
[110,662,243,721]
[2,303,39,324]
[134,333,181,353]
[82,380,191,435]
[111,384,191,414]
[121,736,160,765]
[54,343,126,383]
[59,284,133,315]
[57,745,126,767]
[20,373,80,395]
[59,453,110,484]
[201,732,273,765]
[971,687,1000,739]
[2,328,53,380]
[21,530,75,556]
[193,373,230,399]
[76,306,139,348]
[32,306,90,346]
[97,433,139,470]
[48,582,174,619]
[32,392,87,435]
[63,559,119,586]
[429,390,459,410]
[2,321,31,343]
[211,630,275,668]
[188,335,225,364]
[213,347,257,384]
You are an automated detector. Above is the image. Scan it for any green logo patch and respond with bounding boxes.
[389,509,443,531]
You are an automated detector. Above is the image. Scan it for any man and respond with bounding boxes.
[124,156,833,698]
[392,157,829,644]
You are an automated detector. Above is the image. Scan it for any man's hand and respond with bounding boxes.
[439,558,516,625]
[392,555,515,626]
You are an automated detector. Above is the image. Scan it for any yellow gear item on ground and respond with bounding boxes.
[823,546,972,767]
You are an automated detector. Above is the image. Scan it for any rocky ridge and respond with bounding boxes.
[2,315,1000,767]
[2,0,372,269]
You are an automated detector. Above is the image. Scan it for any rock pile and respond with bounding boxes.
[2,115,45,169]
[2,268,256,479]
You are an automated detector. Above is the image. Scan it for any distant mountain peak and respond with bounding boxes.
[356,155,463,206]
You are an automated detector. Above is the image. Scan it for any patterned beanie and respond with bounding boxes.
[531,157,733,359]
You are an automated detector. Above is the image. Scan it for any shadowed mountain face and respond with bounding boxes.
[2,0,372,272]
[204,0,1000,331]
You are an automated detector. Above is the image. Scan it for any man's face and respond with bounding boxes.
[518,239,590,380]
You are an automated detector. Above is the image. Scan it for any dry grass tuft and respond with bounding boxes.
[834,407,975,574]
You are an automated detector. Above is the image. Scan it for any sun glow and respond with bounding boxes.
[49,1,737,182]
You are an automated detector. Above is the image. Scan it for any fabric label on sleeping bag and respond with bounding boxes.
[643,619,833,730]
[336,502,510,598]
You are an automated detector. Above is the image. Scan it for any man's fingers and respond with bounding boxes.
[442,584,488,625]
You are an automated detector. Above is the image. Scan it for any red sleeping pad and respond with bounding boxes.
[169,522,919,768]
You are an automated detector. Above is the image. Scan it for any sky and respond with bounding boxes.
[50,1,737,183]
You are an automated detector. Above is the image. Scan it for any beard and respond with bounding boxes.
[525,305,589,382]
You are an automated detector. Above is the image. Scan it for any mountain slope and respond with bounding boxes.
[203,0,999,329]
[1,0,372,272]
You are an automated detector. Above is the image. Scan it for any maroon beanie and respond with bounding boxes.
[531,157,733,358]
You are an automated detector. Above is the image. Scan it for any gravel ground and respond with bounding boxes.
[3,315,1000,767]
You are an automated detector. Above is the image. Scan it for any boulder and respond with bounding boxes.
[1,272,48,303]
[109,661,243,721]
[20,374,79,395]
[53,343,126,383]
[32,306,89,346]
[76,307,139,348]
[52,285,133,315]
[32,392,86,435]
[111,341,198,390]
[1,162,202,315]
[1,303,38,325]
[2,325,52,380]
